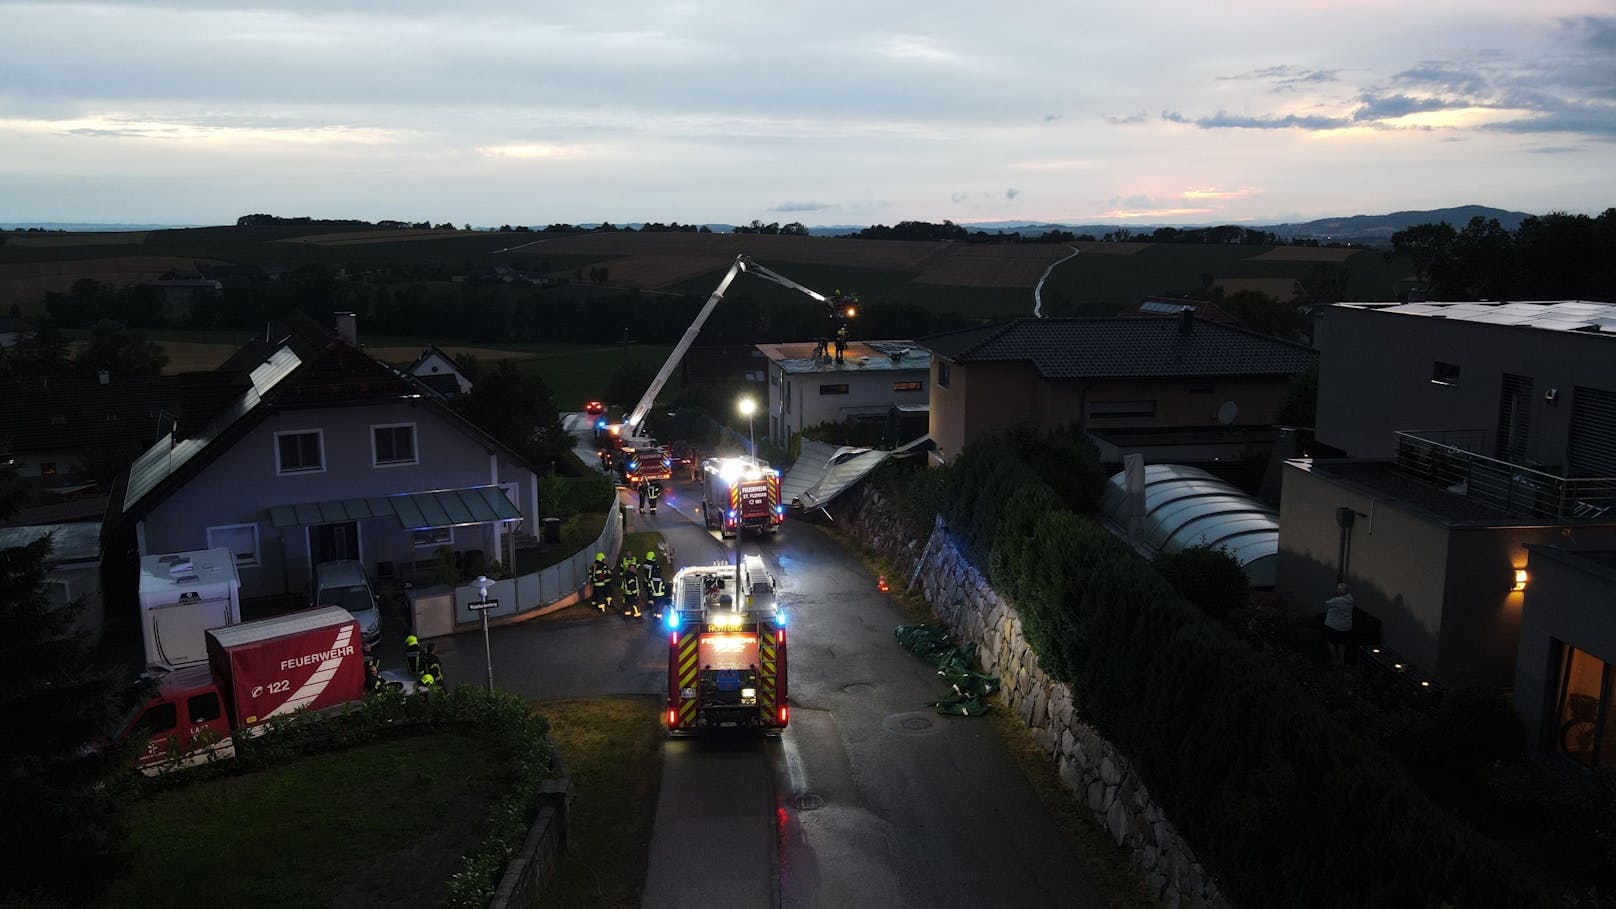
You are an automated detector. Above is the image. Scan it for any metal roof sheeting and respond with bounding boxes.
[1099,463,1279,587]
[781,440,893,511]
[269,485,521,530]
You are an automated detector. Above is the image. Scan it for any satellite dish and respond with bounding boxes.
[1216,401,1239,426]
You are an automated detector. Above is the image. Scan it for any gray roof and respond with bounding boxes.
[781,440,892,511]
[1098,463,1278,586]
[1336,300,1616,336]
[0,521,102,563]
[268,485,522,530]
[756,340,930,376]
[919,317,1316,379]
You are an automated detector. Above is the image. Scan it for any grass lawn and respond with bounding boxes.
[535,696,665,908]
[99,732,504,908]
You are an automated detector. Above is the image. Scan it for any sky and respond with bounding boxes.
[1,1,1613,228]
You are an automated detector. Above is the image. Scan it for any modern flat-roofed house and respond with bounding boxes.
[756,340,930,449]
[1276,301,1616,754]
[104,311,539,603]
[918,314,1317,469]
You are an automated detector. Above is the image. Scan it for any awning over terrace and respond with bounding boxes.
[268,485,522,530]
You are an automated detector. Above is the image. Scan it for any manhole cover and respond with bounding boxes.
[795,794,825,811]
[881,711,945,737]
[841,682,875,695]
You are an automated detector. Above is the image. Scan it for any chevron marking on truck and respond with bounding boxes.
[758,620,777,718]
[677,631,700,726]
[267,624,355,718]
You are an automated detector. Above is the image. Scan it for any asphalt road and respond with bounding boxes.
[433,418,1104,909]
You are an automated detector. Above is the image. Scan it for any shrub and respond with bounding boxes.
[1151,542,1250,619]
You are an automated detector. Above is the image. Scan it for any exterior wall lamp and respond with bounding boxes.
[1512,569,1528,592]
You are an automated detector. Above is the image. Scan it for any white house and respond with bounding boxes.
[756,340,930,448]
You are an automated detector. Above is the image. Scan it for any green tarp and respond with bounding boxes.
[895,624,1000,716]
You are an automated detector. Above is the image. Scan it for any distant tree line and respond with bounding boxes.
[1387,209,1616,301]
[31,266,972,350]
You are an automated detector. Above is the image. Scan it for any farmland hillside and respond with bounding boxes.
[0,224,1416,317]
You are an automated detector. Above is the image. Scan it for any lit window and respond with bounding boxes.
[207,523,261,567]
[372,424,417,466]
[1554,644,1613,769]
[275,430,324,474]
[893,380,923,392]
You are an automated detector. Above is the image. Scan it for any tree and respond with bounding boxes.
[1446,216,1517,300]
[74,319,168,377]
[1275,361,1318,428]
[0,316,71,380]
[1221,289,1301,340]
[1387,222,1457,291]
[454,360,570,471]
[0,461,145,901]
[1294,263,1350,306]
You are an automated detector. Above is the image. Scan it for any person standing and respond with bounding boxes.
[619,563,642,619]
[1323,582,1356,665]
[638,482,649,515]
[404,634,424,675]
[646,571,669,621]
[646,481,662,514]
[589,552,613,613]
[834,323,848,363]
[421,642,445,686]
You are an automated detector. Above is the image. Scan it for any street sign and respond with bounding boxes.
[469,598,499,611]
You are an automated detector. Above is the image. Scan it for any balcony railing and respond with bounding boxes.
[1393,430,1616,521]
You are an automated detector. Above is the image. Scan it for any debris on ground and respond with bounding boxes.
[895,624,1000,716]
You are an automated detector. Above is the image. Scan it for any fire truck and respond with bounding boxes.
[618,441,672,488]
[665,555,788,735]
[700,456,784,538]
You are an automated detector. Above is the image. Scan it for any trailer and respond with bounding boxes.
[138,547,242,671]
[665,556,788,735]
[700,456,783,538]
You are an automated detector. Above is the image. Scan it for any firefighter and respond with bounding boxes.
[589,552,613,613]
[418,672,438,698]
[646,480,662,514]
[619,562,643,619]
[404,634,424,675]
[642,550,662,584]
[619,549,639,578]
[646,570,668,620]
[421,642,444,686]
[599,448,614,473]
[834,323,849,363]
[365,660,386,694]
[637,481,649,514]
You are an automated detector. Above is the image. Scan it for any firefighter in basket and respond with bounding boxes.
[589,552,613,613]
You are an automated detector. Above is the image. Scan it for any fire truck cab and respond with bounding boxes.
[665,556,788,735]
[701,456,784,539]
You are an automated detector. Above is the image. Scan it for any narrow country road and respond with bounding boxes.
[435,418,1105,908]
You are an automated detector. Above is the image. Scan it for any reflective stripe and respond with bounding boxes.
[758,620,777,719]
[675,633,700,726]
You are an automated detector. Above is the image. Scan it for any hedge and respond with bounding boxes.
[934,427,1547,908]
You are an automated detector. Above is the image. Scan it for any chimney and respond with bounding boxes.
[335,311,357,345]
[98,369,110,385]
[1178,308,1195,334]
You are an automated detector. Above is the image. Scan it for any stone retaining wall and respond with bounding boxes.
[490,765,574,908]
[834,486,1227,908]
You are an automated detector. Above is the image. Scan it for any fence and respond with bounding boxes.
[450,502,624,625]
[1394,429,1616,521]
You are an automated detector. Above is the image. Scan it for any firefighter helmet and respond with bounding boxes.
[645,551,656,562]
[404,634,418,647]
[595,552,606,561]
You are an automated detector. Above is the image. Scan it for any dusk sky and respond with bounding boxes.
[2,1,1613,228]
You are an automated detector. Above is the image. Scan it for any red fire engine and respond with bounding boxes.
[665,556,788,735]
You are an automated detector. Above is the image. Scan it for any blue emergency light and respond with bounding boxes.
[728,509,737,519]
[627,460,638,471]
[666,610,682,630]
[776,609,787,627]
[596,419,606,429]
[774,505,784,516]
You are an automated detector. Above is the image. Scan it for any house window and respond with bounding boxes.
[413,526,453,547]
[1088,400,1157,419]
[1554,644,1614,769]
[819,384,850,395]
[275,430,324,474]
[40,462,58,477]
[1431,361,1461,386]
[372,423,417,467]
[207,523,261,568]
[937,363,951,388]
[893,380,924,392]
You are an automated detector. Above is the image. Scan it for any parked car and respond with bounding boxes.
[312,560,381,645]
[585,400,606,415]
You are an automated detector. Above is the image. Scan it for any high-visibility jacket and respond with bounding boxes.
[589,561,612,584]
[647,575,667,599]
[619,569,640,595]
[619,554,638,574]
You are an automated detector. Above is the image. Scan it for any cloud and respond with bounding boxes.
[768,201,830,213]
[1392,62,1491,97]
[1105,110,1148,125]
[1482,103,1616,139]
[1043,113,1060,122]
[1529,145,1586,154]
[1220,65,1339,90]
[1005,187,1019,200]
[1182,187,1261,201]
[1351,93,1460,121]
[1162,109,1351,130]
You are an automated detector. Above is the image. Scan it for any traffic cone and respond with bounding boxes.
[877,574,889,592]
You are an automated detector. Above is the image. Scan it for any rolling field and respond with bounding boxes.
[2,225,1415,324]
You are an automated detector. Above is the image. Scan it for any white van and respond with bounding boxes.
[312,560,382,645]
